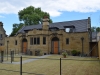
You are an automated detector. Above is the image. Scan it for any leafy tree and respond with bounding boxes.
[10,6,52,36]
[10,23,24,36]
[91,27,96,32]
[96,27,100,32]
[91,26,100,32]
[18,6,52,25]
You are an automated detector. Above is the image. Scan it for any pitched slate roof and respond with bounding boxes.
[17,19,88,34]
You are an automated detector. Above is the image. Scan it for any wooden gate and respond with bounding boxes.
[90,42,98,57]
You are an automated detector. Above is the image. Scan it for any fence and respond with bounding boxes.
[6,49,20,55]
[0,53,100,75]
[0,49,39,56]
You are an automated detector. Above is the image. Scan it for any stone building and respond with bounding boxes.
[0,22,7,51]
[4,17,92,55]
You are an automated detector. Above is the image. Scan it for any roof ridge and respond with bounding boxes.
[50,19,88,24]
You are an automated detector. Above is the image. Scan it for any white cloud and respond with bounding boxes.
[0,0,100,17]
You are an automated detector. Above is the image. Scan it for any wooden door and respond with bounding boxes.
[23,42,27,53]
[54,41,58,54]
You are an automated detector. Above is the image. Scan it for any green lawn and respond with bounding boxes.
[0,55,100,75]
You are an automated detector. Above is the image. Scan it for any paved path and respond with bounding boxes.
[2,55,51,64]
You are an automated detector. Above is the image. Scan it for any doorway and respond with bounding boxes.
[51,37,59,54]
[22,38,27,53]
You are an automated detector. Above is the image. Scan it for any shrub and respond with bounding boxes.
[71,50,77,56]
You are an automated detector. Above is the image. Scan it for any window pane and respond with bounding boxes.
[66,38,69,44]
[1,34,2,38]
[34,38,36,44]
[0,34,2,39]
[37,37,40,44]
[43,37,46,44]
[15,40,17,45]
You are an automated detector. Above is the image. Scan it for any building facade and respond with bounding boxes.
[4,17,91,55]
[0,22,7,51]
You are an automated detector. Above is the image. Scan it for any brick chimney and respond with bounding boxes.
[87,17,91,29]
[87,17,92,42]
[42,16,49,30]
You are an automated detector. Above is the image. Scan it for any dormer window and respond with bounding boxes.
[50,27,59,31]
[64,25,75,33]
[65,28,70,32]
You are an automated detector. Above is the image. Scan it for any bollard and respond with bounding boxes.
[60,58,61,75]
[20,56,22,75]
[1,51,4,63]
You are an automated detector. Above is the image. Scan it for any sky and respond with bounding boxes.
[0,0,100,35]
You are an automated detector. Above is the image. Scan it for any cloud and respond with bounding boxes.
[0,0,100,17]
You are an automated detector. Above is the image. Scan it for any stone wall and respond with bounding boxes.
[62,32,89,55]
[5,36,22,54]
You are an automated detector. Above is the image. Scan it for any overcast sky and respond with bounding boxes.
[0,0,100,35]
